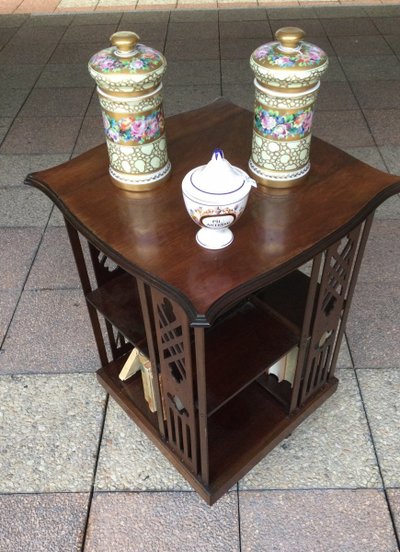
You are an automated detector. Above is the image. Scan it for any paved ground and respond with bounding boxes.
[0,5,400,552]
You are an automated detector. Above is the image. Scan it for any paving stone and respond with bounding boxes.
[219,7,267,20]
[343,146,386,171]
[164,85,221,117]
[0,14,28,27]
[0,87,30,118]
[321,56,346,81]
[84,93,101,117]
[0,117,13,144]
[358,369,400,488]
[0,63,43,88]
[0,373,105,492]
[363,109,400,147]
[0,291,19,343]
[382,35,400,56]
[347,282,400,368]
[373,16,400,35]
[321,17,378,36]
[164,60,220,86]
[85,491,240,552]
[220,37,267,60]
[305,34,335,56]
[331,35,392,57]
[222,82,253,111]
[25,13,74,25]
[170,9,219,21]
[387,489,400,535]
[72,11,122,25]
[0,228,42,290]
[270,18,325,36]
[73,115,104,155]
[95,399,191,491]
[358,220,400,283]
[315,5,367,18]
[374,195,400,220]
[0,41,56,64]
[351,81,400,110]
[239,370,380,490]
[0,153,69,187]
[221,58,253,84]
[0,289,100,373]
[61,23,118,43]
[365,5,400,17]
[0,187,52,227]
[36,63,94,88]
[312,110,374,149]
[168,20,218,41]
[26,226,89,290]
[165,38,219,60]
[337,337,352,368]
[48,204,66,226]
[117,21,168,42]
[0,26,19,45]
[49,42,106,64]
[315,81,358,111]
[119,10,170,25]
[340,55,400,82]
[1,116,82,154]
[267,7,317,19]
[379,145,400,175]
[0,493,88,552]
[10,24,67,44]
[219,20,271,40]
[19,87,93,117]
[239,489,397,552]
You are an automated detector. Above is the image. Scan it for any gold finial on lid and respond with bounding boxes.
[110,31,140,54]
[275,27,305,49]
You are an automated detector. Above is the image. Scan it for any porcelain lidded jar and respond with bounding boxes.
[88,31,171,191]
[182,149,256,250]
[249,27,328,188]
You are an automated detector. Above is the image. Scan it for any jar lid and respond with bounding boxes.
[88,31,166,92]
[250,27,328,90]
[182,150,256,205]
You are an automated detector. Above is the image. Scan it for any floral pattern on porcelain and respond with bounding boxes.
[255,105,313,140]
[253,42,326,68]
[90,45,163,74]
[103,109,164,145]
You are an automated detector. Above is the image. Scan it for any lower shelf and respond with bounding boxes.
[97,353,338,505]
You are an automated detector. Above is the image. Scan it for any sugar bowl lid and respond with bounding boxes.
[88,31,166,92]
[250,27,328,89]
[182,149,256,205]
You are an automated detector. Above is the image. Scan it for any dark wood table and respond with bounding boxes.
[26,99,400,505]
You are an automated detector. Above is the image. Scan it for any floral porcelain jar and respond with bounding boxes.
[88,31,171,191]
[182,149,256,250]
[249,27,328,188]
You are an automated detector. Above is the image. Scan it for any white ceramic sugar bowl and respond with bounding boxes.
[182,149,256,250]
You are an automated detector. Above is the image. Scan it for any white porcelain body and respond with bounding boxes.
[182,166,253,250]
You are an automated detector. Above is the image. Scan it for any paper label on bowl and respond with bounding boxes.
[200,214,235,229]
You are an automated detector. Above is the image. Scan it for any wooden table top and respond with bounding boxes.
[26,99,400,324]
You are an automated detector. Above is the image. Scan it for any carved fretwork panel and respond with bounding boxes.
[88,242,123,286]
[298,224,365,406]
[106,322,132,360]
[151,290,198,474]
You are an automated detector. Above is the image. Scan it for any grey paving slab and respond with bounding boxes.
[61,23,118,43]
[380,145,400,175]
[95,399,191,491]
[343,146,386,171]
[0,493,88,552]
[220,37,267,60]
[0,228,42,290]
[373,17,400,35]
[219,20,271,40]
[351,81,400,110]
[1,116,82,154]
[19,87,93,117]
[0,153,69,187]
[164,60,220,86]
[331,35,392,56]
[83,94,101,117]
[117,21,168,42]
[0,87,30,118]
[340,55,400,81]
[358,369,400,488]
[164,85,221,117]
[26,226,85,290]
[312,110,374,149]
[221,58,253,84]
[119,10,170,25]
[305,34,335,56]
[10,24,67,44]
[0,14,28,27]
[267,7,317,19]
[239,489,397,552]
[25,13,74,26]
[72,12,122,25]
[0,289,100,374]
[0,117,13,143]
[223,83,254,111]
[0,41,56,65]
[170,9,219,22]
[168,20,219,41]
[35,63,94,88]
[0,27,19,45]
[0,291,19,343]
[0,187,52,227]
[0,373,105,492]
[48,204,66,226]
[73,115,104,155]
[321,56,346,81]
[165,38,219,60]
[0,64,44,88]
[387,489,400,534]
[218,8,266,21]
[365,5,400,17]
[239,370,380,490]
[49,42,106,65]
[337,337,353,368]
[383,34,400,56]
[315,81,358,111]
[270,18,325,36]
[364,109,400,146]
[375,194,400,220]
[315,5,367,18]
[321,17,379,37]
[358,220,400,283]
[347,282,400,368]
[85,491,240,552]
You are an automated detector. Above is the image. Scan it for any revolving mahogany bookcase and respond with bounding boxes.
[26,100,400,505]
